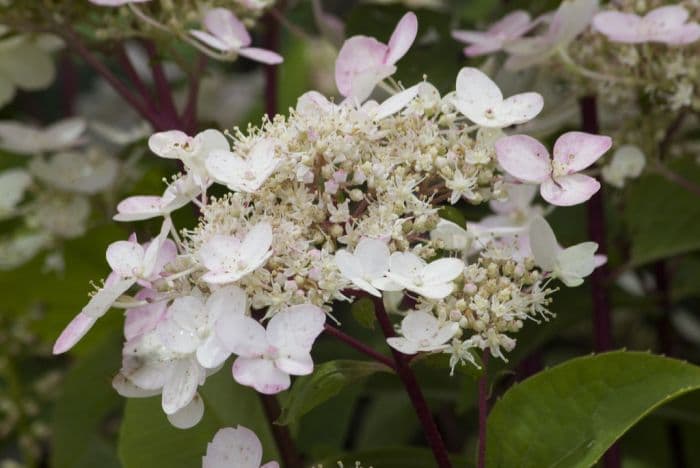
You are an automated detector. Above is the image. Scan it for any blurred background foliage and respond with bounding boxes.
[1,0,700,467]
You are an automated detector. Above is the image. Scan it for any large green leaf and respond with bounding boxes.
[278,359,391,425]
[118,369,277,468]
[486,351,700,468]
[51,333,123,468]
[625,160,700,265]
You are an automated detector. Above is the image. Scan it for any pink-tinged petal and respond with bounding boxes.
[203,8,251,47]
[124,288,167,340]
[266,304,326,354]
[148,130,189,159]
[113,196,163,222]
[663,23,700,45]
[644,5,689,29]
[553,131,612,173]
[190,30,232,52]
[167,394,204,429]
[106,240,144,277]
[540,173,600,206]
[216,313,268,357]
[262,463,280,468]
[238,47,284,65]
[495,135,551,183]
[162,358,203,414]
[463,42,505,57]
[89,0,150,5]
[151,239,177,278]
[451,30,490,45]
[83,278,135,319]
[592,11,643,42]
[312,0,345,47]
[53,312,97,354]
[203,426,264,468]
[549,0,599,45]
[335,36,388,98]
[490,10,532,35]
[594,254,607,268]
[142,217,172,278]
[232,357,291,394]
[385,12,418,66]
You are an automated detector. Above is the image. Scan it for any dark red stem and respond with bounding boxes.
[372,296,452,468]
[580,96,620,468]
[323,323,396,371]
[259,395,304,468]
[182,54,208,134]
[144,40,182,130]
[477,350,490,468]
[116,43,156,108]
[60,26,167,130]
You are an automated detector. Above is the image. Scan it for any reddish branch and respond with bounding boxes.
[372,296,452,468]
[580,96,620,468]
[323,324,396,370]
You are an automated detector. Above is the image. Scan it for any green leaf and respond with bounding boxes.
[351,297,376,330]
[278,360,391,425]
[313,446,471,468]
[438,206,467,227]
[118,369,277,468]
[486,351,700,468]
[625,160,700,265]
[51,333,123,468]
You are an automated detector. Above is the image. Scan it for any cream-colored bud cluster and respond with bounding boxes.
[421,241,555,365]
[185,85,505,317]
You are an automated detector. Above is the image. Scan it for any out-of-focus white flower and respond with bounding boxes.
[529,215,600,287]
[430,219,473,251]
[0,118,85,154]
[0,231,51,270]
[386,252,464,299]
[203,425,279,468]
[217,304,326,394]
[199,222,273,284]
[601,145,645,188]
[0,168,31,219]
[452,11,536,57]
[29,147,119,194]
[190,8,283,64]
[387,310,459,354]
[0,32,59,108]
[593,5,700,45]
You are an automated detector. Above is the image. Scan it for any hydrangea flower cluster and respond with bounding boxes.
[48,11,610,465]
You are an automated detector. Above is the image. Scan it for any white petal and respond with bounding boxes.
[266,304,326,354]
[203,426,264,468]
[556,241,598,287]
[386,337,419,355]
[354,238,391,278]
[422,258,464,285]
[112,374,161,398]
[232,357,291,394]
[216,313,268,357]
[148,130,189,159]
[372,84,420,120]
[53,311,98,355]
[167,393,205,429]
[196,334,230,369]
[528,216,558,271]
[400,310,440,342]
[540,173,600,206]
[162,358,203,415]
[454,67,503,124]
